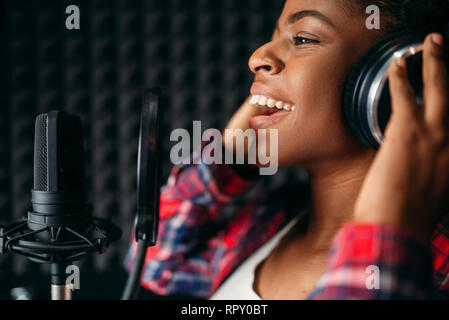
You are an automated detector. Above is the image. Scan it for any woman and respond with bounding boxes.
[125,0,449,299]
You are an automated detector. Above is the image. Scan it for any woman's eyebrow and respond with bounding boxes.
[275,10,336,31]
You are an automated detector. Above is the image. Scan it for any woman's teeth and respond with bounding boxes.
[249,95,296,111]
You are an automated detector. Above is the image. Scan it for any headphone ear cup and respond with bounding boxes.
[343,31,425,150]
[343,58,370,148]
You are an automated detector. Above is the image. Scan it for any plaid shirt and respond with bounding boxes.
[124,143,449,299]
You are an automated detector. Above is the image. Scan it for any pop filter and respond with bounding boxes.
[135,88,162,246]
[121,88,163,300]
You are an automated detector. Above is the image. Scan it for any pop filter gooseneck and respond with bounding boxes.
[121,88,162,300]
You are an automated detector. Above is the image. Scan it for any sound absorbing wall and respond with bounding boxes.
[0,0,308,299]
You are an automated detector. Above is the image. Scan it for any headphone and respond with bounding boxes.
[344,30,426,149]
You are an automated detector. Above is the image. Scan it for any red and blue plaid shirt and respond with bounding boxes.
[125,142,449,299]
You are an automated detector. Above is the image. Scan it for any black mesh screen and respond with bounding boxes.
[33,114,48,191]
[0,0,309,298]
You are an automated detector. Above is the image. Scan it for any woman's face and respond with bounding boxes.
[248,0,382,169]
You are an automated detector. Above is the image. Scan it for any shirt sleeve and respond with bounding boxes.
[306,223,438,300]
[123,138,265,298]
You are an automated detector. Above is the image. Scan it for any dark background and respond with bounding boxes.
[0,0,308,299]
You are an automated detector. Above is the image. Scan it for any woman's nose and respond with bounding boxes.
[248,43,283,75]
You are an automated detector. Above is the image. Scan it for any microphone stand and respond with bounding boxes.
[50,263,73,300]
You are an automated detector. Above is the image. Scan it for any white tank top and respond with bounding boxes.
[210,215,302,300]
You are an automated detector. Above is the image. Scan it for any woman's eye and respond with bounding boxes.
[293,36,319,46]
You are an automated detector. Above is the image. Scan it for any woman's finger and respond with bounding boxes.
[388,57,419,121]
[423,33,449,128]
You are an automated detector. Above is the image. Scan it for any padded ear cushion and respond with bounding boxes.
[343,31,424,149]
[344,49,376,148]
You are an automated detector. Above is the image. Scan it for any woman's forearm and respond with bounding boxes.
[307,221,440,300]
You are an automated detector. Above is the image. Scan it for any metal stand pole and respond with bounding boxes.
[50,263,73,300]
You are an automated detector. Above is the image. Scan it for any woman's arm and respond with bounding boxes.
[124,138,258,297]
[308,33,449,300]
[124,147,302,298]
[124,97,289,298]
[307,214,449,299]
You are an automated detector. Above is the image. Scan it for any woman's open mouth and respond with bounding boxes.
[248,94,296,130]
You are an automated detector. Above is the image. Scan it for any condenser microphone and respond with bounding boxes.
[29,111,89,240]
[0,110,121,300]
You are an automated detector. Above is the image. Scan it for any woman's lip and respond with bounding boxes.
[263,108,280,116]
[249,110,291,130]
[250,83,294,105]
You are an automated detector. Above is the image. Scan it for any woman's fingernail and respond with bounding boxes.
[396,57,406,68]
[432,33,444,46]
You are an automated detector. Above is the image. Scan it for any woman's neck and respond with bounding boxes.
[302,150,377,251]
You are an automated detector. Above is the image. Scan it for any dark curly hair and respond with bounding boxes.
[352,0,449,39]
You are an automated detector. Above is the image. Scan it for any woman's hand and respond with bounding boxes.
[222,96,265,179]
[222,95,262,151]
[354,33,449,237]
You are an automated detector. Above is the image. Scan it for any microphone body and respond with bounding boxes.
[0,110,121,299]
[28,111,90,242]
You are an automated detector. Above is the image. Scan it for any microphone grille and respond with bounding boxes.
[32,111,87,193]
[34,114,48,191]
